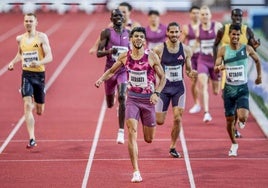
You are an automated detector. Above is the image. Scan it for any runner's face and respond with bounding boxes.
[148,14,159,26]
[231,13,242,24]
[229,29,241,45]
[24,15,37,32]
[200,9,211,24]
[167,26,180,43]
[111,10,123,26]
[131,32,145,49]
[190,9,200,22]
[118,6,130,21]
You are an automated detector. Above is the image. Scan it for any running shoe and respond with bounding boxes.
[116,129,124,144]
[26,138,37,149]
[228,143,238,157]
[169,148,181,158]
[203,112,212,123]
[238,121,246,129]
[131,171,142,183]
[235,129,242,138]
[189,104,201,114]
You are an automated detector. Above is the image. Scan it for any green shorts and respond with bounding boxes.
[222,83,249,117]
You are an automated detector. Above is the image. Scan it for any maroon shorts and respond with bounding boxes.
[126,92,156,127]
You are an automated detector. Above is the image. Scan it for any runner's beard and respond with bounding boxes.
[169,36,178,43]
[133,42,143,49]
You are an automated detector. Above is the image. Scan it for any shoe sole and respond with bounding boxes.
[131,179,142,183]
[228,154,237,157]
[26,144,37,149]
[169,153,182,158]
[203,119,212,123]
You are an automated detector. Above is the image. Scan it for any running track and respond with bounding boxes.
[0,10,268,188]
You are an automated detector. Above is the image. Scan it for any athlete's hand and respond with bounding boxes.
[95,79,103,88]
[150,93,159,105]
[29,61,40,68]
[8,63,14,71]
[89,46,97,55]
[251,38,261,50]
[214,64,225,73]
[255,75,262,85]
[110,48,118,55]
[187,70,198,78]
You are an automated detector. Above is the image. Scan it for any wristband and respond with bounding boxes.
[154,91,160,97]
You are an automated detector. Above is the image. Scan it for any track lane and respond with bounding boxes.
[0,10,267,188]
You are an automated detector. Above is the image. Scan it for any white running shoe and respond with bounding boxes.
[131,171,142,183]
[189,104,201,114]
[238,121,246,129]
[228,143,239,157]
[116,129,124,144]
[203,112,212,122]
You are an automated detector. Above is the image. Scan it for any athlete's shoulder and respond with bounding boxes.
[152,42,164,56]
[182,43,191,52]
[148,49,159,60]
[16,34,24,42]
[36,31,49,43]
[37,31,48,38]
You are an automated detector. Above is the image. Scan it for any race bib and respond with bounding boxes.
[165,65,182,82]
[128,70,148,88]
[226,65,245,83]
[112,46,128,61]
[22,50,39,67]
[200,39,214,55]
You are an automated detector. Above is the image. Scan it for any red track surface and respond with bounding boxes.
[0,10,268,188]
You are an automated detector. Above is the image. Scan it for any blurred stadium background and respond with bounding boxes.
[1,0,268,126]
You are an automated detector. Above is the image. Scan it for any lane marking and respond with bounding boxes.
[180,126,196,188]
[81,99,106,188]
[2,137,267,142]
[1,157,268,163]
[0,21,63,77]
[0,24,22,42]
[0,22,95,154]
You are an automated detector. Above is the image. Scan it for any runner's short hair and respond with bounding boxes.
[119,2,132,11]
[231,8,243,16]
[229,24,241,33]
[148,10,160,16]
[130,27,146,38]
[25,13,37,19]
[189,5,200,12]
[167,22,180,31]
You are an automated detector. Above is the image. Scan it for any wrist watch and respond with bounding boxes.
[154,91,160,97]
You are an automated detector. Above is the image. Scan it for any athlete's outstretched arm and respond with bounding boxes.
[38,33,53,65]
[8,36,22,70]
[247,45,262,84]
[247,27,260,50]
[184,45,197,78]
[213,26,224,61]
[95,52,127,87]
[214,46,225,73]
[149,51,166,92]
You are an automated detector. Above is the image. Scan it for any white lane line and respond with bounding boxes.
[0,24,22,42]
[81,99,107,188]
[0,21,63,77]
[1,157,268,163]
[3,137,267,143]
[180,126,196,188]
[0,22,95,154]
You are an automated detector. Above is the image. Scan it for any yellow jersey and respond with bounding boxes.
[221,23,248,46]
[20,33,45,72]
